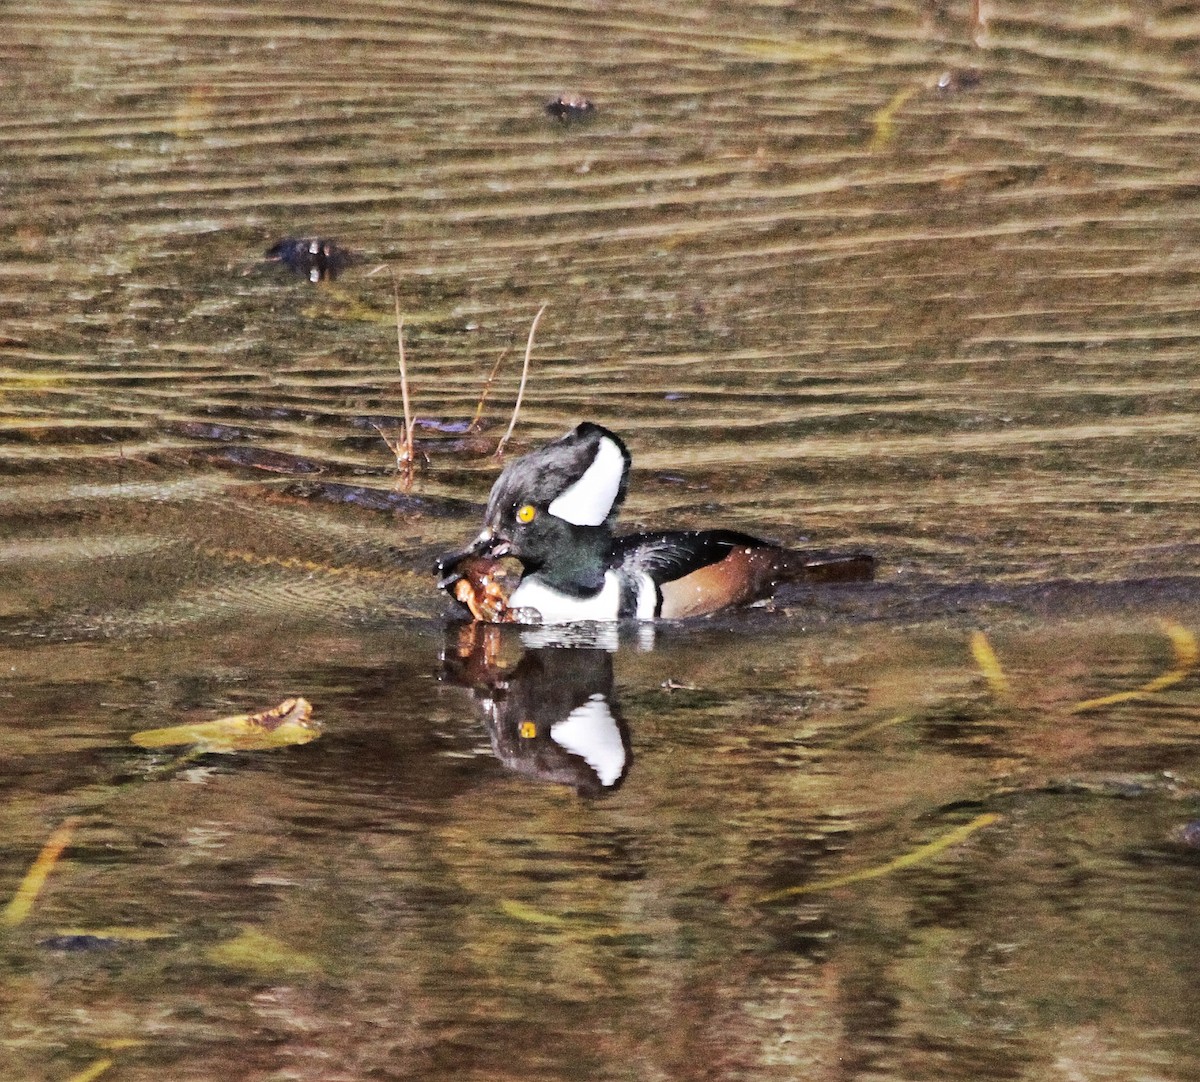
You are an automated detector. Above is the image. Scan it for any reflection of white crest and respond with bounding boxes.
[548,435,626,526]
[550,693,625,787]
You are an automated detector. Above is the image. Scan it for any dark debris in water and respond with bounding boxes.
[189,445,325,475]
[936,68,982,93]
[39,934,122,952]
[1176,821,1200,849]
[354,415,496,456]
[1038,773,1185,800]
[265,237,353,282]
[546,93,596,122]
[355,415,478,436]
[169,420,257,443]
[281,479,480,517]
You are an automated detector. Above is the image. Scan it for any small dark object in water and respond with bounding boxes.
[936,68,982,93]
[265,237,352,282]
[170,420,254,442]
[193,445,324,474]
[39,934,121,952]
[546,93,595,122]
[354,415,478,436]
[282,479,478,516]
[1178,820,1200,849]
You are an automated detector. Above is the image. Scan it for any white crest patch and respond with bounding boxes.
[551,693,626,787]
[547,435,626,526]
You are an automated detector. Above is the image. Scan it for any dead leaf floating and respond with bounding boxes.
[131,697,320,753]
[206,926,320,975]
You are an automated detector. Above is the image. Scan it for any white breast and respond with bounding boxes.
[508,570,622,623]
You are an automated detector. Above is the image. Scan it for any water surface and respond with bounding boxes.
[2,2,1199,1079]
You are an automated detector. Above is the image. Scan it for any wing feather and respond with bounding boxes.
[610,530,874,618]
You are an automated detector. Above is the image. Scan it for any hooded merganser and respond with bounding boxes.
[437,422,874,624]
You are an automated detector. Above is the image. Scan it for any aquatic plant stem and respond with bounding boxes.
[1070,620,1197,713]
[758,812,1001,902]
[1,816,80,926]
[391,273,414,464]
[470,346,510,432]
[496,303,547,459]
[970,631,1010,698]
[65,1058,115,1082]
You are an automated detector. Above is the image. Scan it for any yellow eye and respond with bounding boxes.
[516,504,537,524]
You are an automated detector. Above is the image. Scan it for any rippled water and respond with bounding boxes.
[2,2,1200,1079]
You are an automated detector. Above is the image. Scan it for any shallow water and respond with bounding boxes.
[2,2,1200,1079]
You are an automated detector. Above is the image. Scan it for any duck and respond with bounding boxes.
[437,422,874,624]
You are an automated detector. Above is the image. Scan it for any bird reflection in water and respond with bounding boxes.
[441,624,631,797]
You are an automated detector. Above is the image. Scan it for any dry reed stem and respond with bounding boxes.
[470,346,510,432]
[370,270,418,488]
[496,303,547,459]
[392,274,414,465]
